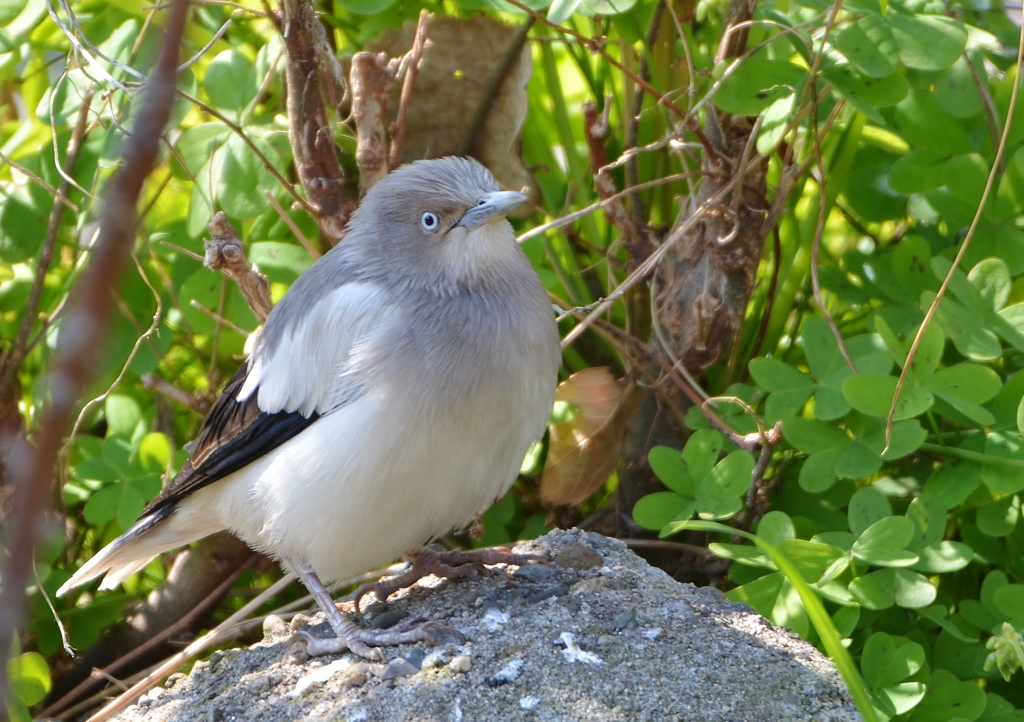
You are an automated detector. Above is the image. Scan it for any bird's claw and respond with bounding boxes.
[354,546,543,610]
[292,618,453,660]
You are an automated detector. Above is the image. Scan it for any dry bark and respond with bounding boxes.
[277,0,355,245]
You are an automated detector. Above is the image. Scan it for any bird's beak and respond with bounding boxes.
[457,190,528,229]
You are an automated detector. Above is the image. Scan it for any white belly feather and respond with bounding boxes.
[186,377,548,581]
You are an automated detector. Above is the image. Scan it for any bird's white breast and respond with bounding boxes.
[188,360,551,581]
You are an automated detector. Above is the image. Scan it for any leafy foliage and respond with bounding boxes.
[2,0,1024,718]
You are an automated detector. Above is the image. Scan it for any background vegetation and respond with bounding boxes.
[2,0,1024,719]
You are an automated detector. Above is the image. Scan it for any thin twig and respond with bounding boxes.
[806,3,857,373]
[175,89,313,213]
[0,0,189,701]
[518,172,700,243]
[884,3,1024,454]
[263,191,320,259]
[388,10,430,170]
[84,572,299,722]
[41,554,257,718]
[0,89,93,400]
[0,151,80,212]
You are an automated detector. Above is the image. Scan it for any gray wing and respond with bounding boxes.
[142,278,401,517]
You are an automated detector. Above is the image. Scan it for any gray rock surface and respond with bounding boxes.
[112,529,860,722]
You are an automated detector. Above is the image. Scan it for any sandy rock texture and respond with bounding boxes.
[111,529,860,722]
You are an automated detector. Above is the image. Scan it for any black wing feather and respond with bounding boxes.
[141,364,318,517]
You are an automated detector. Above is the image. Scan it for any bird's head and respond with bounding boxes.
[348,157,529,294]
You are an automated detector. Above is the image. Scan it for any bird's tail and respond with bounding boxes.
[57,504,223,597]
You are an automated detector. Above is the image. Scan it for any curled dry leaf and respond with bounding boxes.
[541,368,640,506]
[364,14,535,206]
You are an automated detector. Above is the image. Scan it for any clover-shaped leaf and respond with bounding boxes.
[849,567,936,609]
[635,430,756,535]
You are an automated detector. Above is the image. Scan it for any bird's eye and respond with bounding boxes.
[420,212,440,232]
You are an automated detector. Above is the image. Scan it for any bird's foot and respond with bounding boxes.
[354,545,543,611]
[294,617,450,659]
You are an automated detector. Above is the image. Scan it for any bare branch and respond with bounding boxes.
[0,0,189,701]
[351,51,396,194]
[388,10,430,171]
[205,212,274,323]
[582,99,651,267]
[279,0,355,244]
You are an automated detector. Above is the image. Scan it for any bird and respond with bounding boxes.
[57,157,561,660]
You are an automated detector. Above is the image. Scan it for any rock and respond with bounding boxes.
[110,529,860,722]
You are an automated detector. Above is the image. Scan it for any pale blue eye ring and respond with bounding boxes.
[420,212,440,231]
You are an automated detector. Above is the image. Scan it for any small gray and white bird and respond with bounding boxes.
[58,157,561,659]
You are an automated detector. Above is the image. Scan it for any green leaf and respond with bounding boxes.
[907,669,986,722]
[924,459,981,508]
[887,15,967,71]
[824,65,908,122]
[706,450,755,496]
[0,189,49,263]
[889,150,947,195]
[203,49,258,115]
[580,0,637,15]
[862,632,925,689]
[920,605,978,642]
[749,357,814,391]
[633,492,693,531]
[756,511,795,545]
[843,374,933,419]
[855,515,914,552]
[834,15,899,78]
[849,487,892,535]
[546,0,581,23]
[992,585,1024,620]
[648,446,695,495]
[911,541,973,573]
[713,58,807,116]
[836,440,883,479]
[974,495,1024,536]
[906,495,946,550]
[104,394,142,438]
[138,433,171,475]
[0,0,27,24]
[934,57,983,119]
[248,242,316,284]
[219,133,282,220]
[728,571,784,617]
[799,448,843,492]
[695,495,744,520]
[683,429,725,481]
[7,651,50,707]
[943,154,990,210]
[783,417,849,453]
[850,567,936,609]
[83,484,121,525]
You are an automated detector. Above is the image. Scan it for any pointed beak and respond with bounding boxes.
[457,190,528,229]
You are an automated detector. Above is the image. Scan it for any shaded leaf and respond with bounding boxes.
[542,368,638,505]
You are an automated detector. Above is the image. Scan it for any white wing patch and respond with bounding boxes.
[238,282,398,417]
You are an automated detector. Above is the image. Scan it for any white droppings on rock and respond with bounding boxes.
[452,698,463,721]
[290,658,353,697]
[519,695,540,710]
[642,627,663,640]
[557,632,605,665]
[483,606,509,631]
[493,658,524,683]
